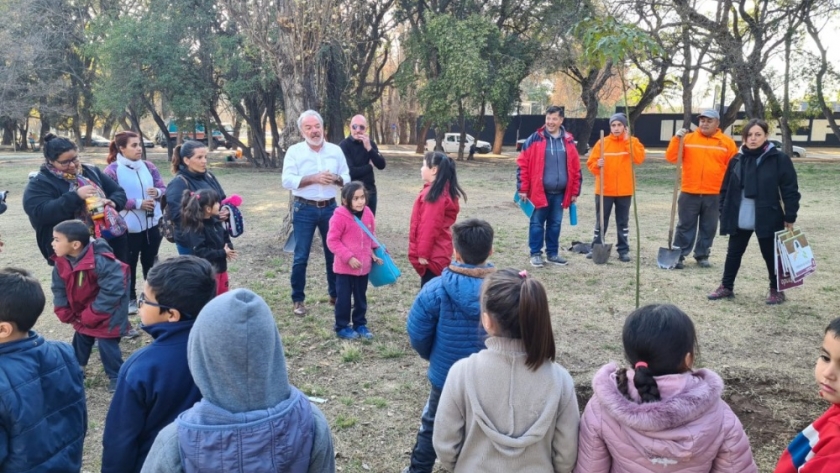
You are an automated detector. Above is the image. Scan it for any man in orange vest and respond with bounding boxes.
[665,110,738,269]
[586,113,645,262]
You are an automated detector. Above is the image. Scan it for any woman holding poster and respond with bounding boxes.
[707,118,800,305]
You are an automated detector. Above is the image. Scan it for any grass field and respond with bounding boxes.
[0,150,838,472]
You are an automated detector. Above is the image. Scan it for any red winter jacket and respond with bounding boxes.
[51,238,130,339]
[408,183,460,277]
[516,126,582,209]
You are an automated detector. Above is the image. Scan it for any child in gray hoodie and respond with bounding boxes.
[141,289,334,473]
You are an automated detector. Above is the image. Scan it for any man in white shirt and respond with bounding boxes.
[282,110,351,316]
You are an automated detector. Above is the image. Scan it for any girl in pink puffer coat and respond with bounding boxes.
[574,304,757,473]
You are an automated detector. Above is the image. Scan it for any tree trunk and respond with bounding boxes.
[457,99,467,161]
[492,110,506,155]
[142,96,174,159]
[804,14,840,140]
[416,121,431,154]
[276,64,319,155]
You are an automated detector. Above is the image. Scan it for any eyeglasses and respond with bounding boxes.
[138,295,172,311]
[351,124,366,131]
[55,156,80,167]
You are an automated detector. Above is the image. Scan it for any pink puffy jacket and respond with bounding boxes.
[326,206,378,276]
[574,362,757,473]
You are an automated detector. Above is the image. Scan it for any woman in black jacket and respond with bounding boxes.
[708,119,800,305]
[23,134,129,265]
[164,140,228,255]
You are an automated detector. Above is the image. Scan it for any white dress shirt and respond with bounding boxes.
[282,141,351,200]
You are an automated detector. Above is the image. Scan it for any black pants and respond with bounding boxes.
[105,233,129,266]
[127,225,163,300]
[721,229,777,291]
[420,270,437,288]
[334,274,368,331]
[367,191,378,216]
[592,195,631,255]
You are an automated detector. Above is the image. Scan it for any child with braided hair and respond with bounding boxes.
[575,304,757,473]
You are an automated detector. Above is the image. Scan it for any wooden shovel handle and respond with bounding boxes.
[599,130,606,236]
[667,136,684,248]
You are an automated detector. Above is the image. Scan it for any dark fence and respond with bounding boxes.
[422,113,840,148]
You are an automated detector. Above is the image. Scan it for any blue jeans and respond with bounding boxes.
[291,201,337,302]
[334,274,368,331]
[408,385,443,473]
[529,192,565,256]
[72,333,123,381]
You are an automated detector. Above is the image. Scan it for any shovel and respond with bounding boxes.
[657,135,684,269]
[591,130,612,264]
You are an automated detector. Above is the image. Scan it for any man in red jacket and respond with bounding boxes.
[516,106,582,267]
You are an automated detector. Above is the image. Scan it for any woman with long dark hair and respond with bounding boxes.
[23,133,128,265]
[103,131,167,313]
[164,140,228,255]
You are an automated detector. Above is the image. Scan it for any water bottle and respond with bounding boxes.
[570,203,578,226]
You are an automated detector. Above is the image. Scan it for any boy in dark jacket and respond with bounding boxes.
[0,267,87,473]
[102,256,217,473]
[404,218,496,473]
[51,219,130,392]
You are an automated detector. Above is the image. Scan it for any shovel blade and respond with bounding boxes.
[657,247,682,269]
[591,243,612,265]
[283,230,296,253]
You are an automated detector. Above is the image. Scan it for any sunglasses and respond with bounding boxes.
[351,124,366,131]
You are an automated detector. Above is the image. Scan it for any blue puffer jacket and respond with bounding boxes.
[0,332,87,473]
[407,262,496,389]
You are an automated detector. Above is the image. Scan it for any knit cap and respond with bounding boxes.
[610,113,628,127]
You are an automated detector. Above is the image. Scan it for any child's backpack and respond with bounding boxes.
[223,204,244,238]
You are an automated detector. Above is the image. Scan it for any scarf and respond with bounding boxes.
[45,163,107,235]
[739,142,771,199]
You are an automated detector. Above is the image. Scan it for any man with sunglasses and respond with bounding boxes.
[339,115,386,214]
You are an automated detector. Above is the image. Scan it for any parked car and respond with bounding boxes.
[89,134,110,147]
[770,140,806,158]
[142,137,155,148]
[426,133,491,154]
[155,119,234,149]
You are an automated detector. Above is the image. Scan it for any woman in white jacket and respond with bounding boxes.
[103,131,166,313]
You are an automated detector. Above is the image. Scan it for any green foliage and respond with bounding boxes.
[574,16,663,69]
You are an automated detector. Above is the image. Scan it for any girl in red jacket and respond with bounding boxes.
[409,151,466,287]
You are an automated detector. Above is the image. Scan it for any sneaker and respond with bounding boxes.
[696,258,711,268]
[766,289,786,305]
[585,252,593,259]
[530,254,545,267]
[674,259,685,270]
[618,253,631,262]
[293,302,307,317]
[707,285,734,300]
[126,328,140,339]
[336,327,359,340]
[128,300,138,315]
[546,254,568,266]
[108,378,118,393]
[355,325,374,340]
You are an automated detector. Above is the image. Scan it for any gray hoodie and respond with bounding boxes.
[141,289,335,473]
[433,337,580,472]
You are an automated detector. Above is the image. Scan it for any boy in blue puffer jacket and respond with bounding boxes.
[404,218,495,473]
[0,267,87,473]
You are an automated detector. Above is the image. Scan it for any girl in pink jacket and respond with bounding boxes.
[326,182,382,340]
[575,304,757,473]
